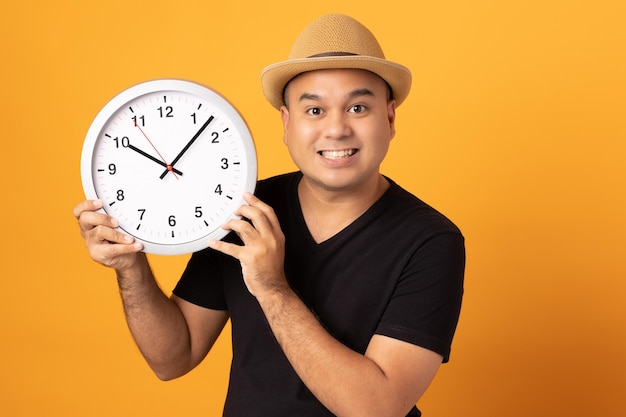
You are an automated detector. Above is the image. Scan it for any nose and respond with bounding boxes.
[323,110,351,140]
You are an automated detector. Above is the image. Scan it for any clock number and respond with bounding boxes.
[215,184,223,195]
[138,209,146,220]
[221,158,229,169]
[211,132,219,143]
[116,190,125,201]
[108,163,116,175]
[191,113,196,124]
[168,215,176,227]
[195,207,203,218]
[132,115,145,127]
[113,136,130,148]
[158,106,174,118]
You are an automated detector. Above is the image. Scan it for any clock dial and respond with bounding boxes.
[81,80,257,255]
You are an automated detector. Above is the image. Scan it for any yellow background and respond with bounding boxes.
[1,0,624,415]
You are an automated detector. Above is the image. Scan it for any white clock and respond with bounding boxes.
[80,79,257,255]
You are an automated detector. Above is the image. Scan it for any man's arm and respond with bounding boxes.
[210,193,442,417]
[74,199,228,380]
[257,286,441,417]
[114,255,228,380]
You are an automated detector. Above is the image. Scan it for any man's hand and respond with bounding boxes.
[208,192,288,298]
[209,194,441,417]
[73,199,144,272]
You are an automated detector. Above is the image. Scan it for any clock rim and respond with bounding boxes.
[80,78,257,256]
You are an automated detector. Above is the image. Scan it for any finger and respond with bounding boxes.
[90,224,136,245]
[222,217,261,244]
[238,193,281,234]
[243,192,274,217]
[74,199,118,233]
[77,209,119,233]
[91,240,144,267]
[208,238,241,260]
[235,205,271,235]
[73,199,103,219]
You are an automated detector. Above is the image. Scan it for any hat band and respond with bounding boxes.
[308,52,358,58]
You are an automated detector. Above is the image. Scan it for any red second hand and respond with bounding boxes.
[134,121,178,179]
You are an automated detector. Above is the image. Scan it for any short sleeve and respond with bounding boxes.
[375,232,465,362]
[172,247,229,311]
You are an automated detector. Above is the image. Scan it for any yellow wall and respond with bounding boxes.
[1,0,624,415]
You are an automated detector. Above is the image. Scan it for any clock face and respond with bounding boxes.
[81,79,257,255]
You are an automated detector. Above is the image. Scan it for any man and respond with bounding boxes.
[74,14,465,417]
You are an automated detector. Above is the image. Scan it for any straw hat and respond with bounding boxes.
[261,14,412,110]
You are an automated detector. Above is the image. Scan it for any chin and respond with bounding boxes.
[305,171,369,193]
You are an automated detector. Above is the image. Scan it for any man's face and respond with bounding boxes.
[281,68,396,194]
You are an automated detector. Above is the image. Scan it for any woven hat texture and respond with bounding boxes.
[261,14,412,109]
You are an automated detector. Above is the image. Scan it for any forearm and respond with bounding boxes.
[256,287,414,417]
[115,254,193,380]
[208,194,440,414]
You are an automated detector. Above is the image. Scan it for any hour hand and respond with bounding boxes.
[128,144,183,176]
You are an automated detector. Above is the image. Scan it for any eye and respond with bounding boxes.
[306,107,322,116]
[348,104,366,113]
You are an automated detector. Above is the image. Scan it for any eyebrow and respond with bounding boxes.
[298,88,376,103]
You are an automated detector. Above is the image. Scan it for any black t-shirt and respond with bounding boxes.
[173,172,465,416]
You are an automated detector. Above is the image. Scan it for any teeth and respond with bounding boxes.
[320,149,356,159]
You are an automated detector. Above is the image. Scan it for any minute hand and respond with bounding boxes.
[160,115,214,179]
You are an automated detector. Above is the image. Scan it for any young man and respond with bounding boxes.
[74,14,465,417]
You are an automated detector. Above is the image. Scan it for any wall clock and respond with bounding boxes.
[80,79,257,255]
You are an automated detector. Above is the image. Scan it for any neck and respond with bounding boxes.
[298,174,390,243]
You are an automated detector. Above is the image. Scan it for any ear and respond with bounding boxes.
[280,106,290,144]
[387,100,397,140]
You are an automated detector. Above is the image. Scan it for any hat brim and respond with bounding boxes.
[261,55,412,110]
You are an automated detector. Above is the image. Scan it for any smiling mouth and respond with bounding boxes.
[319,149,357,159]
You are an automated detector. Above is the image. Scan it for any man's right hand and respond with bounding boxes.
[73,199,144,272]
